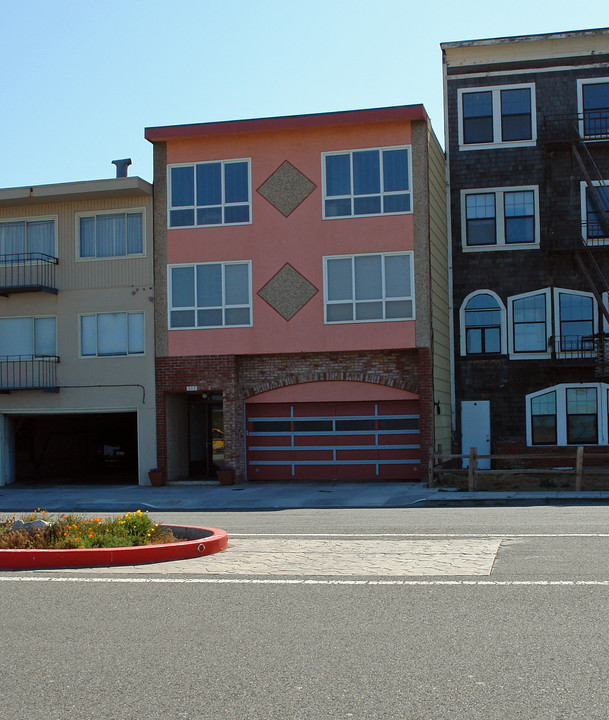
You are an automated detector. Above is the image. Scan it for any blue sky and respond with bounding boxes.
[1,0,607,188]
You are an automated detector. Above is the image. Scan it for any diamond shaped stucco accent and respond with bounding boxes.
[258,264,318,320]
[256,161,316,217]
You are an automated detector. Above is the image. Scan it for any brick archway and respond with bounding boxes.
[243,371,418,400]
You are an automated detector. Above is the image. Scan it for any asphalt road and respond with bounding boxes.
[2,505,609,719]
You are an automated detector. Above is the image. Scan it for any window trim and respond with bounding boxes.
[526,383,609,446]
[460,186,540,251]
[577,77,609,139]
[0,215,58,260]
[167,159,252,229]
[553,287,597,359]
[323,251,415,325]
[507,288,551,359]
[580,180,609,245]
[167,260,253,330]
[321,145,413,220]
[75,208,146,261]
[78,311,145,358]
[457,83,537,150]
[459,290,507,356]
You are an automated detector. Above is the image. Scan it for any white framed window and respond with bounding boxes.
[0,316,56,358]
[461,186,539,250]
[577,78,609,139]
[553,288,597,357]
[76,210,144,260]
[322,146,412,219]
[459,290,506,356]
[507,288,551,359]
[0,217,56,259]
[580,181,609,244]
[323,252,414,323]
[457,84,536,150]
[168,261,252,329]
[526,383,609,446]
[80,312,144,357]
[168,159,251,228]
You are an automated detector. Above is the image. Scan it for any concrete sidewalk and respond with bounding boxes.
[1,480,609,513]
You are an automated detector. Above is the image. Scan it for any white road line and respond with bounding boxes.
[2,577,609,586]
[228,533,609,538]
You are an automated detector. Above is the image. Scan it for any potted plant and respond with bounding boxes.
[217,467,235,486]
[148,468,163,487]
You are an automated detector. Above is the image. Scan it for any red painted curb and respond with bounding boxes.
[0,524,228,570]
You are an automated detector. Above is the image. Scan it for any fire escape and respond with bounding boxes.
[544,107,609,376]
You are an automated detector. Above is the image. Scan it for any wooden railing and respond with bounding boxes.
[429,447,609,492]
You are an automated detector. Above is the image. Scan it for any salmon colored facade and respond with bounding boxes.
[146,106,449,485]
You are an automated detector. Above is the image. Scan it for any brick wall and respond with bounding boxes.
[156,348,433,482]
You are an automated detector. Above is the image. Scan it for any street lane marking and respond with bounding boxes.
[228,533,609,537]
[2,577,609,586]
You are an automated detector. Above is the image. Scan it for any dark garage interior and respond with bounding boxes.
[13,412,138,484]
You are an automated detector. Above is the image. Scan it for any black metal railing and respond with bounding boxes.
[544,112,609,143]
[0,355,59,391]
[551,335,596,359]
[0,253,58,294]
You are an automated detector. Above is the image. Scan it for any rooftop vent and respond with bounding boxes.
[111,158,132,178]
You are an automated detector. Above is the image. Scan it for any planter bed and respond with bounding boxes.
[0,524,228,570]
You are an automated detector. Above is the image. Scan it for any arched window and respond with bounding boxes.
[461,292,504,355]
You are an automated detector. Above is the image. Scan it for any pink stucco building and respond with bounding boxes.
[145,105,449,484]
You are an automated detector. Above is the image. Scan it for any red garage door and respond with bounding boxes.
[246,400,420,481]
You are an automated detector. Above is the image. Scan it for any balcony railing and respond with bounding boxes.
[551,335,596,360]
[0,355,59,391]
[547,220,609,251]
[0,253,58,295]
[544,112,609,143]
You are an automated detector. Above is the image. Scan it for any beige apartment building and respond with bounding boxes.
[0,168,157,485]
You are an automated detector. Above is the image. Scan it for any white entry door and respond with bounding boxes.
[461,401,491,469]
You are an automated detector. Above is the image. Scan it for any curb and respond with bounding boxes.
[0,524,228,570]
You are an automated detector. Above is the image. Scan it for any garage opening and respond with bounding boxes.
[13,412,138,484]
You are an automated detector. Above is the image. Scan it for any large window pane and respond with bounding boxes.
[505,191,535,243]
[171,266,195,307]
[0,317,33,356]
[81,316,96,356]
[224,162,249,203]
[196,264,222,307]
[80,217,95,258]
[583,82,609,136]
[27,220,54,256]
[127,313,145,354]
[126,214,143,255]
[0,222,25,255]
[97,214,125,257]
[196,163,221,206]
[383,149,409,192]
[325,154,351,196]
[354,255,382,300]
[385,254,410,298]
[353,150,380,195]
[34,317,56,356]
[171,166,194,207]
[224,263,249,305]
[466,194,496,245]
[97,313,127,356]
[501,88,532,141]
[327,258,352,301]
[462,92,493,144]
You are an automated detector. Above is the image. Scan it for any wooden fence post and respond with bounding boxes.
[575,446,584,491]
[468,447,477,492]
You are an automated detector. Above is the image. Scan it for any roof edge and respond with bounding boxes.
[145,105,428,143]
[441,26,609,50]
